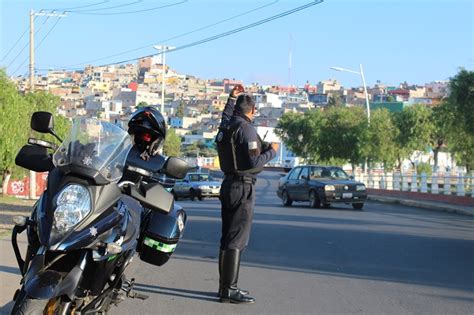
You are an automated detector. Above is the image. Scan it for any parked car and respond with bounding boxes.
[277,165,367,210]
[172,172,221,201]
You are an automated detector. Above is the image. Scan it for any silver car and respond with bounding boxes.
[171,172,221,201]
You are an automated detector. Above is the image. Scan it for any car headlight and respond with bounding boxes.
[356,184,366,191]
[198,185,210,190]
[177,212,186,233]
[53,184,92,235]
[324,185,336,191]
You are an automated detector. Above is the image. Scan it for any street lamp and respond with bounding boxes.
[154,45,175,114]
[330,64,370,124]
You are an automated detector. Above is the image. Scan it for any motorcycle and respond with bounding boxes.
[10,112,190,314]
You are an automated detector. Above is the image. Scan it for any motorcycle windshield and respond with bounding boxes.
[53,118,132,182]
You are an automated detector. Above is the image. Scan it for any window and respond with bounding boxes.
[329,168,349,179]
[288,168,302,180]
[309,167,323,179]
[299,167,309,180]
[188,174,210,182]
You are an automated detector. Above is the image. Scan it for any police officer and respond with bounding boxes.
[215,85,279,304]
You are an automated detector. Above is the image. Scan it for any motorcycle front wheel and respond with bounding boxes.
[11,289,60,315]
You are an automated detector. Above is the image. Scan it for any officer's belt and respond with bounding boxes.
[223,174,256,184]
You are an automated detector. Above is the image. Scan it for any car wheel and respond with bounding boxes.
[282,190,293,206]
[352,203,364,210]
[309,190,321,208]
[198,195,203,201]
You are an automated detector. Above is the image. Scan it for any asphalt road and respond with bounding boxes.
[1,171,473,314]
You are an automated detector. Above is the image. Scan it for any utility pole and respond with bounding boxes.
[29,10,35,92]
[154,45,175,114]
[28,9,67,199]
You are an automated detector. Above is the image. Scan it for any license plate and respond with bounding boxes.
[342,193,353,199]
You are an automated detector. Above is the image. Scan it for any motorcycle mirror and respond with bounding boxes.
[163,157,190,179]
[30,111,63,142]
[31,111,54,133]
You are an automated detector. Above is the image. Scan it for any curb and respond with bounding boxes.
[368,195,474,216]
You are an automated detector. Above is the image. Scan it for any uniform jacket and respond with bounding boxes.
[216,96,276,177]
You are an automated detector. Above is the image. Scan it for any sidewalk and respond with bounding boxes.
[367,189,474,216]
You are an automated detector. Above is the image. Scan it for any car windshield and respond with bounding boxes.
[188,174,212,182]
[310,167,349,179]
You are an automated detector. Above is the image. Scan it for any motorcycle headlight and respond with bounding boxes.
[324,185,336,191]
[53,184,92,234]
[356,184,366,191]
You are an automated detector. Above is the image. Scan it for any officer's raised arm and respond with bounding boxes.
[221,84,245,125]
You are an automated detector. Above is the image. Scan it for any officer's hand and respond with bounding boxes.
[270,142,279,152]
[231,84,245,98]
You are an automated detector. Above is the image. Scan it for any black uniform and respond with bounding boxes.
[216,96,276,251]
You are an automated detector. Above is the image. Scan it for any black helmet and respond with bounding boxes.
[128,106,167,157]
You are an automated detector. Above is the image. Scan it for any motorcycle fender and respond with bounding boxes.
[25,253,87,300]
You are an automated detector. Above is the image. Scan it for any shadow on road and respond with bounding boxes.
[0,265,20,275]
[178,199,474,293]
[133,283,218,302]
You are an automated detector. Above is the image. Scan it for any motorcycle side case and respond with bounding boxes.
[139,204,186,266]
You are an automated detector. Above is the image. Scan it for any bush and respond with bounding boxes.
[416,162,432,175]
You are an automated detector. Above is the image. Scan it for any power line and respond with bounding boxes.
[68,0,188,16]
[5,15,47,69]
[11,15,65,76]
[56,0,280,69]
[92,0,324,69]
[69,0,144,13]
[36,17,63,51]
[1,25,29,62]
[43,1,110,11]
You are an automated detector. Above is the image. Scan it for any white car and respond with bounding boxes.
[171,172,221,201]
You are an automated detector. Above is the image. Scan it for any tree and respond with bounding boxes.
[430,102,450,171]
[327,93,344,108]
[176,101,185,118]
[0,69,28,194]
[163,128,181,157]
[276,110,324,163]
[426,69,474,172]
[437,97,474,172]
[392,104,434,169]
[182,142,199,157]
[318,107,367,172]
[0,70,70,194]
[447,69,474,136]
[363,109,398,170]
[445,123,474,172]
[136,101,148,108]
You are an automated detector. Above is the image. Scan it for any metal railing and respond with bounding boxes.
[354,172,474,197]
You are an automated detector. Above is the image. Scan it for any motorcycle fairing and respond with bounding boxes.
[24,252,87,300]
[37,168,123,250]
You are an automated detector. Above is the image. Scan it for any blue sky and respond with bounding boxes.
[1,0,473,87]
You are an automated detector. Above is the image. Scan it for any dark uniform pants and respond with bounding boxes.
[220,178,255,251]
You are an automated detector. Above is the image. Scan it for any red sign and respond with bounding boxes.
[7,172,48,198]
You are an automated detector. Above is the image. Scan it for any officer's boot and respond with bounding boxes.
[218,250,249,297]
[219,249,255,304]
